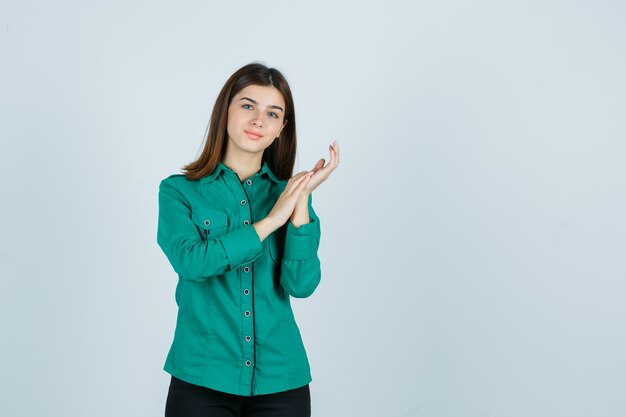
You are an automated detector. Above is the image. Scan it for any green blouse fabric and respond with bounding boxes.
[157,160,321,396]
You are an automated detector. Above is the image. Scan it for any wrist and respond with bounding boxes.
[259,215,280,234]
[290,193,311,227]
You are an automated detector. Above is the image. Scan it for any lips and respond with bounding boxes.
[244,130,263,140]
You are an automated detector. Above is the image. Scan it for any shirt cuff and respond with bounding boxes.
[283,218,320,261]
[218,226,263,268]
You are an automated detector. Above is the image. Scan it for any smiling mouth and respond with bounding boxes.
[244,130,263,140]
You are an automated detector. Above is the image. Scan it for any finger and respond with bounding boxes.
[287,171,313,196]
[313,159,325,172]
[294,171,311,183]
[322,145,337,174]
[294,172,312,194]
[322,144,333,173]
[286,170,310,188]
[329,143,337,167]
[288,170,308,182]
[331,142,339,167]
[309,151,332,180]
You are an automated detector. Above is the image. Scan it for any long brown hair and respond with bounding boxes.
[182,62,297,181]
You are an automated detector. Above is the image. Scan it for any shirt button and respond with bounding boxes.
[240,199,247,205]
[244,289,250,295]
[245,360,252,366]
[245,336,251,342]
[244,310,251,317]
[204,219,210,226]
[243,266,250,273]
[246,179,252,185]
[243,219,250,226]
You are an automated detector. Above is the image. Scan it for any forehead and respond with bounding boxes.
[234,84,285,108]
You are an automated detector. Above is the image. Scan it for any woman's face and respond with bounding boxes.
[226,84,287,156]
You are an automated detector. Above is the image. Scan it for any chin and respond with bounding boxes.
[238,141,268,154]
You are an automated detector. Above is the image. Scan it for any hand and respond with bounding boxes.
[302,141,340,195]
[266,170,314,228]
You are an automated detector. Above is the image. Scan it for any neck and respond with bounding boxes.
[222,150,263,183]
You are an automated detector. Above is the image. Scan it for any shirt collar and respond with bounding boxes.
[200,160,281,184]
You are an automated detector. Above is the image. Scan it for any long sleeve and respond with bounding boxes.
[279,193,322,298]
[156,178,263,281]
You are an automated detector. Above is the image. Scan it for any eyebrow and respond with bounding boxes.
[239,97,284,113]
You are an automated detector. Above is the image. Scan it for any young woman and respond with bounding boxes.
[157,62,340,417]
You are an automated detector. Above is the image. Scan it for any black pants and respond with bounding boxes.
[165,376,311,417]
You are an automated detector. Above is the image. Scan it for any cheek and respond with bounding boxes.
[226,112,241,130]
[225,120,240,140]
[271,119,284,131]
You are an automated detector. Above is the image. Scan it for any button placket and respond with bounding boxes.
[226,172,256,390]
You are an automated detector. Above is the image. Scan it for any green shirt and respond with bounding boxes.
[157,160,321,396]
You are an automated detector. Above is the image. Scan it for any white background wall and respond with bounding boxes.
[1,1,625,416]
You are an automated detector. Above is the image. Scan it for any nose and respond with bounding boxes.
[251,111,264,128]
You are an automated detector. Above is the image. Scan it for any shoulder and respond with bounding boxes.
[159,173,196,189]
[158,174,201,203]
[161,173,186,182]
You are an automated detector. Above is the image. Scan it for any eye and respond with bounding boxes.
[269,111,279,119]
[242,104,254,110]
